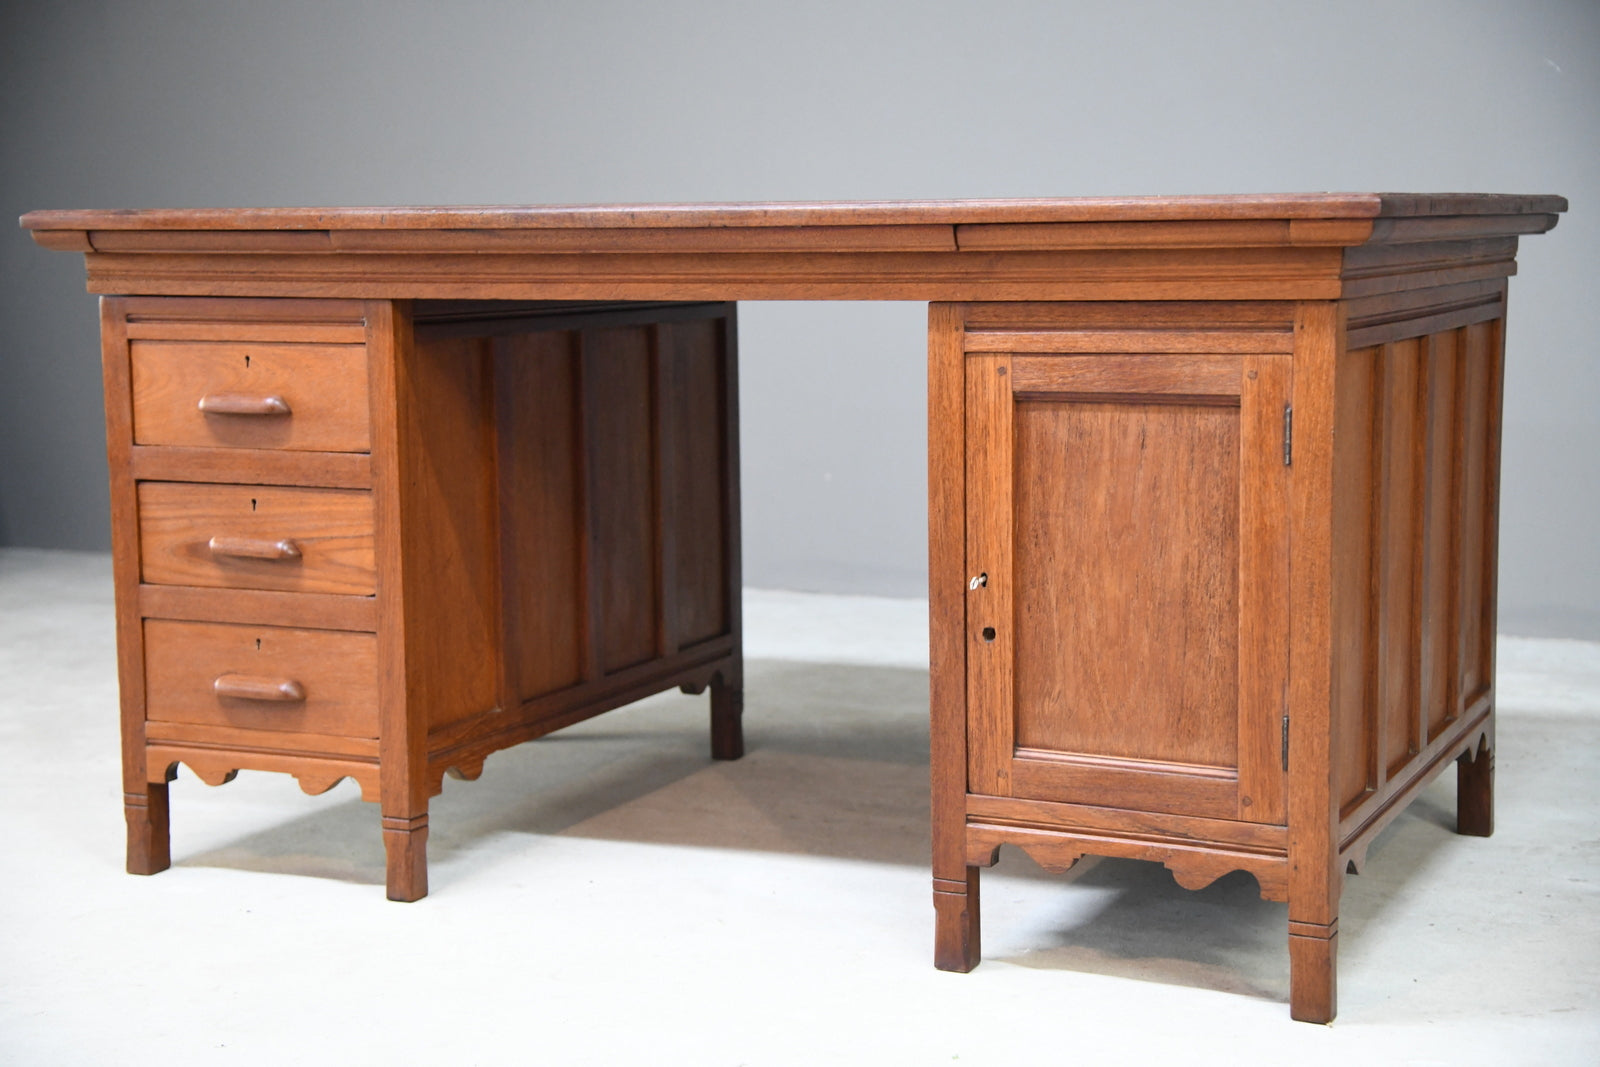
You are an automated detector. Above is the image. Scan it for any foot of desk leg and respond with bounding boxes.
[709,672,744,761]
[1457,734,1494,838]
[382,814,429,902]
[125,783,171,876]
[934,867,981,972]
[1289,919,1338,1023]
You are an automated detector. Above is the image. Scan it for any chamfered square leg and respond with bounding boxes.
[382,813,429,902]
[933,867,982,972]
[124,782,172,876]
[1288,919,1338,1023]
[1457,733,1494,838]
[709,670,744,761]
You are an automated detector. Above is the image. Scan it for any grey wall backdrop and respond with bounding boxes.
[2,0,1596,636]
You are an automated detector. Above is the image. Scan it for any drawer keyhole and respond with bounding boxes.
[981,626,996,642]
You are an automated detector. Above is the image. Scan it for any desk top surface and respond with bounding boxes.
[19,193,1568,233]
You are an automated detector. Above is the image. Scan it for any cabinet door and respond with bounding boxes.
[965,352,1291,824]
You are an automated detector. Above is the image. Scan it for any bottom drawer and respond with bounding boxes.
[144,619,378,738]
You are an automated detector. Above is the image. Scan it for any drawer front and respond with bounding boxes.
[144,619,378,737]
[130,339,370,452]
[138,483,376,595]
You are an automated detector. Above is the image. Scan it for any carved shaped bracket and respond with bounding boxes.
[966,821,1288,901]
[148,749,381,803]
[444,759,487,783]
[1461,729,1494,767]
[677,664,726,697]
[293,773,351,797]
[154,758,239,788]
[423,755,488,798]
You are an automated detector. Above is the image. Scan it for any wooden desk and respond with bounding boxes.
[22,194,1565,1022]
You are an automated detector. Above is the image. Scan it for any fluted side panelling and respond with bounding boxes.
[1332,317,1502,819]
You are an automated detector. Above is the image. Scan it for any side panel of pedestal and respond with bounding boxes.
[1329,284,1508,874]
[408,302,744,787]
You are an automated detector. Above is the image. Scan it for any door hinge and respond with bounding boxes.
[1283,405,1293,466]
[1281,714,1290,771]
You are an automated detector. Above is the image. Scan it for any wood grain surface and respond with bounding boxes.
[19,193,1568,234]
[143,619,378,738]
[137,482,375,595]
[131,339,369,452]
[49,197,1560,1020]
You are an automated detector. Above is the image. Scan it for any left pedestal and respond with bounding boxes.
[103,296,744,899]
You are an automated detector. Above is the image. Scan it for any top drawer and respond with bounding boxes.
[130,339,370,452]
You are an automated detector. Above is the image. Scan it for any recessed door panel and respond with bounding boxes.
[966,350,1290,824]
[1013,398,1240,767]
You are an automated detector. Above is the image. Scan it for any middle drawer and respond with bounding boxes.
[138,483,376,595]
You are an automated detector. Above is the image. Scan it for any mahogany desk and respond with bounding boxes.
[21,194,1566,1022]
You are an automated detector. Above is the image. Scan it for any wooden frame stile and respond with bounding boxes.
[102,297,170,875]
[1286,300,1343,1024]
[367,299,431,902]
[929,302,979,970]
[1458,302,1505,837]
[573,326,605,687]
[962,346,1013,805]
[652,325,679,670]
[709,306,745,758]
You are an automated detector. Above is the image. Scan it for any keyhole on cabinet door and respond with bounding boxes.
[250,498,257,511]
[981,626,996,642]
[244,355,250,368]
[255,638,261,650]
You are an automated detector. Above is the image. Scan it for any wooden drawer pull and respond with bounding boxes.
[213,673,306,703]
[198,393,291,417]
[207,535,302,561]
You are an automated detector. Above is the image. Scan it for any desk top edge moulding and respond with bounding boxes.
[20,193,1565,1026]
[20,192,1566,302]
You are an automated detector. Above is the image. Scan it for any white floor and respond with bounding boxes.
[1,547,1596,1065]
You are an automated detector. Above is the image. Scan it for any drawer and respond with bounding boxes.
[130,339,369,452]
[138,483,376,595]
[144,619,378,738]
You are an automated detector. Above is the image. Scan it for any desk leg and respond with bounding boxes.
[382,813,429,902]
[709,666,744,760]
[929,303,979,973]
[124,782,171,876]
[710,306,744,764]
[1456,730,1494,837]
[1289,918,1339,1023]
[933,867,981,971]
